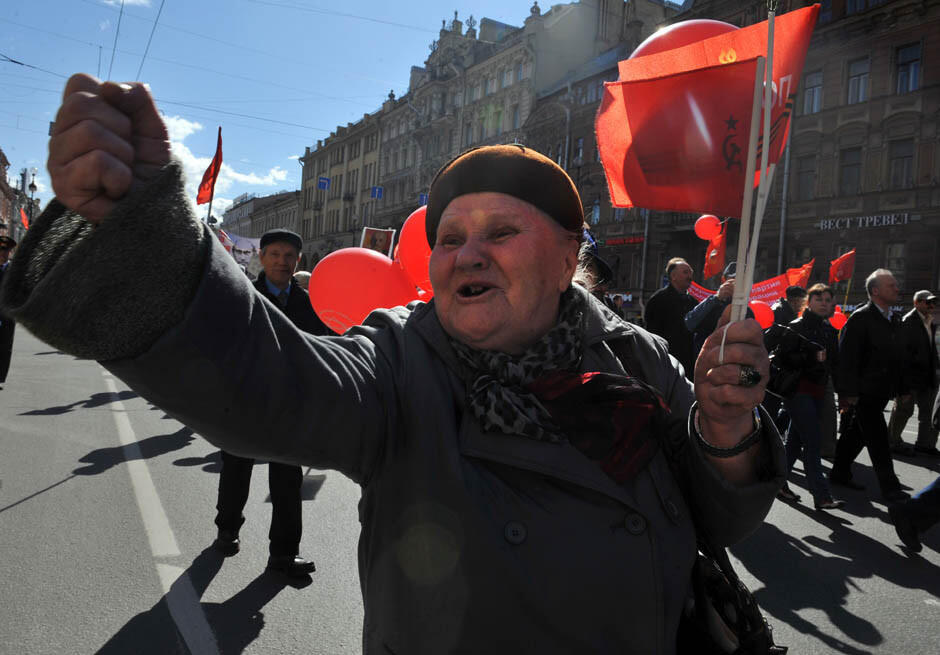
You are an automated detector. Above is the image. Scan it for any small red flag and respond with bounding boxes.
[197,127,223,205]
[829,249,856,284]
[597,5,819,216]
[19,207,29,231]
[786,258,814,287]
[703,226,727,279]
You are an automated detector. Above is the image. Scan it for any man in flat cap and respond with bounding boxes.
[213,228,330,578]
[0,235,16,387]
[889,289,939,457]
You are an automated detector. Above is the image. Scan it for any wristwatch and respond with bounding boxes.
[690,403,763,458]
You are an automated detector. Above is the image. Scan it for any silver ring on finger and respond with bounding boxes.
[738,364,762,387]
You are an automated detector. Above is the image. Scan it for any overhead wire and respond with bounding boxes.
[135,0,167,79]
[107,0,126,79]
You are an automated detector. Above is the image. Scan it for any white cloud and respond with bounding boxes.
[287,155,300,160]
[99,20,111,31]
[163,115,203,142]
[160,114,292,219]
[101,0,151,6]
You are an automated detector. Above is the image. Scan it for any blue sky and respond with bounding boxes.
[1,0,529,215]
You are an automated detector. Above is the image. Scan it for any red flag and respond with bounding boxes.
[197,127,223,205]
[829,249,856,284]
[703,226,726,278]
[597,5,819,216]
[786,258,814,287]
[19,207,29,231]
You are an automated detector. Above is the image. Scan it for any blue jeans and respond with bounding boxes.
[784,392,833,502]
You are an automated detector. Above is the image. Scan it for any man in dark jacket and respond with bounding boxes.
[213,228,331,577]
[830,269,909,502]
[644,257,697,378]
[0,236,16,386]
[888,290,939,457]
[771,286,807,326]
[684,261,736,360]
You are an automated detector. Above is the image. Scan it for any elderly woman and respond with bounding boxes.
[2,76,784,654]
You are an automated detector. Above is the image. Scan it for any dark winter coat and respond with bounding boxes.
[899,308,938,390]
[786,309,840,387]
[253,271,330,337]
[837,301,908,400]
[644,284,698,377]
[0,161,784,655]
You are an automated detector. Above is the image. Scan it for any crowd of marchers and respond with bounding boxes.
[643,257,940,551]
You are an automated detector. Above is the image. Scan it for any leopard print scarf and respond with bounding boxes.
[449,288,585,443]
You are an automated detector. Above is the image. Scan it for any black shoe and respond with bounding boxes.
[267,555,316,578]
[884,490,911,503]
[776,484,801,503]
[814,498,846,511]
[913,446,940,459]
[888,504,922,552]
[213,529,240,556]
[829,474,865,491]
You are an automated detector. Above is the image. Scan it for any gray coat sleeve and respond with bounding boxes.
[620,330,786,547]
[0,161,396,484]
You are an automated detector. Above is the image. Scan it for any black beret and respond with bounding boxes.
[425,145,584,247]
[0,236,16,248]
[260,228,302,252]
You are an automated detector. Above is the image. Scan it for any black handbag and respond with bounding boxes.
[610,337,788,655]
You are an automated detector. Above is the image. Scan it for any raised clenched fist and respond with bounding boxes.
[48,73,170,224]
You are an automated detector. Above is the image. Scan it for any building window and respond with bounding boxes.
[846,0,866,14]
[515,62,523,83]
[796,155,816,201]
[494,110,502,136]
[511,104,520,130]
[575,137,584,160]
[464,121,473,146]
[839,147,862,196]
[802,71,822,114]
[484,78,491,96]
[613,208,625,222]
[888,139,914,189]
[555,142,563,166]
[477,120,485,142]
[885,242,906,290]
[847,58,869,105]
[819,0,832,23]
[501,69,510,88]
[896,43,921,94]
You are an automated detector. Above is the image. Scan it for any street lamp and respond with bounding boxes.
[28,170,37,226]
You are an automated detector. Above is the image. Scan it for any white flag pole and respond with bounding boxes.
[729,55,766,323]
[743,9,778,304]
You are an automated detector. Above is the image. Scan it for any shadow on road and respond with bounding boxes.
[73,426,196,475]
[33,350,66,356]
[97,547,307,654]
[174,449,223,474]
[733,511,940,654]
[20,390,139,416]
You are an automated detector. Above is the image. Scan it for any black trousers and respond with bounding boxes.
[215,451,303,557]
[0,321,15,383]
[831,395,902,496]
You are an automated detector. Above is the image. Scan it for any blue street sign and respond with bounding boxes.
[418,193,428,205]
[371,186,384,199]
[317,176,330,190]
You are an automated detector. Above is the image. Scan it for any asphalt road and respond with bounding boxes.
[1,328,938,654]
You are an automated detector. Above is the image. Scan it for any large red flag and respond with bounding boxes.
[19,207,29,231]
[703,226,726,279]
[786,258,814,287]
[829,249,856,284]
[197,127,223,205]
[597,5,819,216]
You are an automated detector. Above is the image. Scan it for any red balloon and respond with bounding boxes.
[829,312,848,330]
[631,19,738,59]
[397,205,433,294]
[748,301,774,329]
[309,248,420,334]
[694,214,722,241]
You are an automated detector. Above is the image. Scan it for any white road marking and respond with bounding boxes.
[101,370,220,655]
[158,564,221,655]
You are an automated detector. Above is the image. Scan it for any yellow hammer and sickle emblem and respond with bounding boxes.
[719,49,737,64]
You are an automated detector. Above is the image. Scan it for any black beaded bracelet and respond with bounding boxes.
[689,403,763,458]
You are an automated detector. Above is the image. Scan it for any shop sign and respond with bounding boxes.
[817,213,909,231]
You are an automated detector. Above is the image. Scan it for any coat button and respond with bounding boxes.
[665,499,680,520]
[504,521,527,545]
[625,513,647,535]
